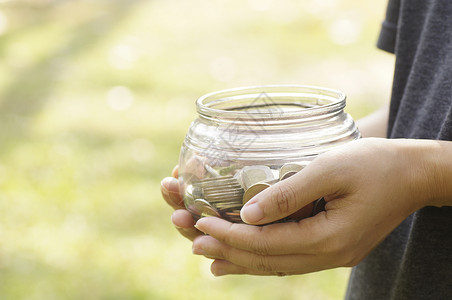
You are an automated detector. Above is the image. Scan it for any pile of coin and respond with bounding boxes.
[190,175,244,222]
[187,162,310,223]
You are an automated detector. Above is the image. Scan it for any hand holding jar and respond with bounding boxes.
[161,85,451,277]
[191,138,433,276]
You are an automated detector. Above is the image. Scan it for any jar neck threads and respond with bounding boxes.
[186,85,359,164]
[196,85,347,125]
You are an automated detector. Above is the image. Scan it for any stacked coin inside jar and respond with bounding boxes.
[184,162,324,223]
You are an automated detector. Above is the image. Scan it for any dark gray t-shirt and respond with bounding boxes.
[345,0,452,299]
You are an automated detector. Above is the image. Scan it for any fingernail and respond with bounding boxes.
[167,177,179,190]
[161,177,179,190]
[160,177,171,192]
[212,267,227,277]
[175,224,188,231]
[192,245,205,255]
[241,202,264,223]
[193,223,206,234]
[162,177,182,204]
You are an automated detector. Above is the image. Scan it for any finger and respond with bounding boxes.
[240,158,343,225]
[175,227,203,241]
[192,235,333,275]
[210,259,297,277]
[172,209,196,228]
[176,227,203,241]
[172,209,202,241]
[195,216,327,256]
[161,177,184,209]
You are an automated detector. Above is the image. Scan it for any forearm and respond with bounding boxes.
[356,104,452,207]
[356,103,389,138]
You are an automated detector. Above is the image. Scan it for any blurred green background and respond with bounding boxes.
[0,0,394,299]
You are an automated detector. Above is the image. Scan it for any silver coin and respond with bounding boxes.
[279,171,298,181]
[216,202,243,210]
[243,182,271,204]
[237,165,275,190]
[193,198,221,218]
[204,189,244,196]
[204,164,221,177]
[193,175,234,184]
[279,162,308,179]
[204,188,243,196]
[264,178,279,185]
[208,186,243,192]
[207,198,242,205]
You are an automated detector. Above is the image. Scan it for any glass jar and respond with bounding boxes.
[179,85,360,223]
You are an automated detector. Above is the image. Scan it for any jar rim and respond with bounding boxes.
[196,84,346,120]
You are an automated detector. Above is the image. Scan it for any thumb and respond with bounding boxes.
[240,162,338,225]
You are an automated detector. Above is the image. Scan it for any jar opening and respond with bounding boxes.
[196,85,346,121]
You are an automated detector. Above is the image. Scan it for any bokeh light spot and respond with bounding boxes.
[106,86,134,111]
[329,15,362,45]
[108,43,138,70]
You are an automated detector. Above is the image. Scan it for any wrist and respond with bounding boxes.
[425,140,452,207]
[406,139,452,208]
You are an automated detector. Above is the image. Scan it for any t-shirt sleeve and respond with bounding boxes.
[377,0,400,53]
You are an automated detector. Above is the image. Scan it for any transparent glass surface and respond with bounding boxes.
[179,85,360,223]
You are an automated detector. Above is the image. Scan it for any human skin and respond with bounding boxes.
[160,104,452,276]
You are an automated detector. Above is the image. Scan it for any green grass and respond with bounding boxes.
[0,0,394,299]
